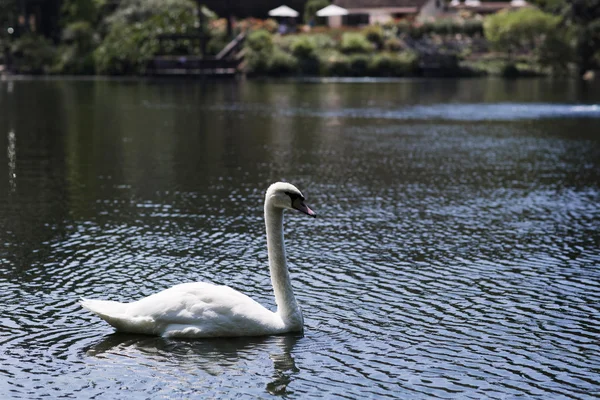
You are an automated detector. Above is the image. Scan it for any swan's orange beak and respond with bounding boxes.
[292,198,316,218]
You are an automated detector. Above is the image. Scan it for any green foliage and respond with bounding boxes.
[537,30,574,73]
[246,29,274,53]
[484,8,562,55]
[307,33,336,49]
[362,25,384,48]
[528,0,568,14]
[269,48,298,75]
[245,29,274,75]
[384,37,403,51]
[61,0,99,25]
[319,51,351,76]
[10,34,56,74]
[304,0,329,25]
[463,19,484,36]
[94,0,199,74]
[55,21,97,74]
[348,54,370,76]
[396,19,484,37]
[340,32,374,54]
[571,8,600,72]
[105,0,199,27]
[367,51,419,76]
[290,36,316,59]
[206,32,229,56]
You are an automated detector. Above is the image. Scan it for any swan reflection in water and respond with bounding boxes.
[85,332,301,396]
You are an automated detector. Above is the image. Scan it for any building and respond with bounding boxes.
[333,0,446,24]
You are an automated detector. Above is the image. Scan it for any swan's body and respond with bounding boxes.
[81,182,316,338]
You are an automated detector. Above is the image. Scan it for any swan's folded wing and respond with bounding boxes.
[126,282,286,337]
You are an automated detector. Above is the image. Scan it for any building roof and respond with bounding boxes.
[449,1,529,13]
[334,0,431,10]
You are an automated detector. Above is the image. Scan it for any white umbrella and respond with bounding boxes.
[268,5,300,17]
[316,4,349,17]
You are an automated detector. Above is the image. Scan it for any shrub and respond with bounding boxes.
[384,37,403,51]
[340,32,374,54]
[291,36,316,59]
[318,50,350,76]
[10,34,56,74]
[537,31,574,73]
[245,29,275,75]
[307,33,336,49]
[206,32,229,56]
[368,51,419,76]
[463,19,484,36]
[396,20,412,35]
[269,48,298,75]
[61,0,99,25]
[246,29,274,53]
[362,25,384,49]
[484,8,561,56]
[348,54,370,76]
[55,21,97,74]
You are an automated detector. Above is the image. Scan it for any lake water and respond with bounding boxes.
[0,77,599,399]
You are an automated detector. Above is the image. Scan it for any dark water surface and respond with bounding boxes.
[1,77,599,399]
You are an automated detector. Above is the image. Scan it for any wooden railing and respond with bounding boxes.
[148,32,246,77]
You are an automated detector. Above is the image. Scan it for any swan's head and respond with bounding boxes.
[266,182,316,218]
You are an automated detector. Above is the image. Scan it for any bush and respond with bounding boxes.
[384,37,403,51]
[484,8,561,55]
[246,29,274,53]
[362,25,384,49]
[245,29,275,75]
[340,32,374,54]
[61,0,98,25]
[307,33,336,49]
[269,48,298,75]
[11,34,56,74]
[55,21,97,74]
[463,19,484,36]
[537,31,573,73]
[318,50,350,76]
[348,54,370,76]
[368,51,419,76]
[206,32,229,56]
[291,36,316,59]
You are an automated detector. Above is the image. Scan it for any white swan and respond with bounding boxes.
[81,182,316,338]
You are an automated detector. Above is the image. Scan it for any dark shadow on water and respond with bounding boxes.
[84,332,301,396]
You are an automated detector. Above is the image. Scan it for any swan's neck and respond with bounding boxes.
[265,204,302,326]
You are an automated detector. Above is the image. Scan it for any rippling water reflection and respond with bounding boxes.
[0,78,599,399]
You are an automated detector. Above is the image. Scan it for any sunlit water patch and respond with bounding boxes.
[208,103,600,121]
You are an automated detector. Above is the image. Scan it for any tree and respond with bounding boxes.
[484,8,562,57]
[566,0,600,74]
[304,0,329,25]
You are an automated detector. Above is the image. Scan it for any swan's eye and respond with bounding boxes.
[284,191,304,204]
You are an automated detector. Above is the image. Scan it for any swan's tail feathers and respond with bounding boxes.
[80,298,154,334]
[80,298,129,321]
